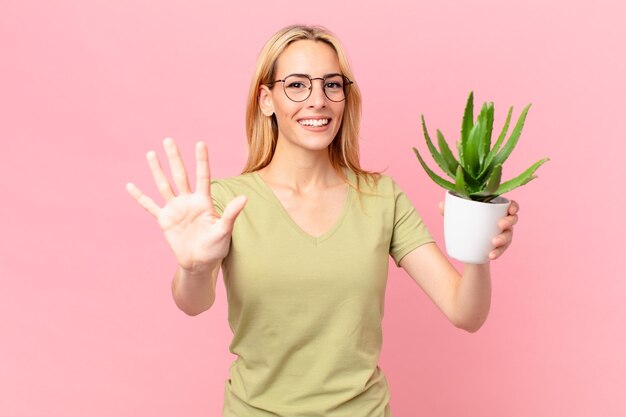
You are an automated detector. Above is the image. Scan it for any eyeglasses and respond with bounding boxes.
[268,73,353,102]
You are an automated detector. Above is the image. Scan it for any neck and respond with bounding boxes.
[259,140,342,192]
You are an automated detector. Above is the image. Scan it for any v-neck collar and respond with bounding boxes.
[251,169,354,245]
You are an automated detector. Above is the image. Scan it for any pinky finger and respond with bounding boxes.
[126,182,161,218]
[489,242,511,260]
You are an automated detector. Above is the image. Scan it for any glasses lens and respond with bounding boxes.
[283,75,311,102]
[323,75,347,102]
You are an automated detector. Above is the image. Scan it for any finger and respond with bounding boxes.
[489,241,511,260]
[220,195,248,229]
[498,214,518,231]
[147,150,176,202]
[195,141,211,196]
[508,200,520,215]
[126,182,161,218]
[163,137,192,195]
[438,201,444,216]
[492,230,513,248]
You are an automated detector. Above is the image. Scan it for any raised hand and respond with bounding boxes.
[126,138,247,274]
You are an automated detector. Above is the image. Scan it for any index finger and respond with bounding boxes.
[195,141,211,197]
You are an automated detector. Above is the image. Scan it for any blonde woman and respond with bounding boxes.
[126,25,518,417]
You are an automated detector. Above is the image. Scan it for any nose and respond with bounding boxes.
[307,78,327,107]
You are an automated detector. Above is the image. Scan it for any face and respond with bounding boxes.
[259,40,346,154]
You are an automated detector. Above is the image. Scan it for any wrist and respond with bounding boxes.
[463,262,490,275]
[178,259,220,279]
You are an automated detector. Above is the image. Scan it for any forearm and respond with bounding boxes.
[171,260,221,316]
[452,263,492,332]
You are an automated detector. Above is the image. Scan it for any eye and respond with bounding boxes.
[324,76,344,90]
[286,81,308,89]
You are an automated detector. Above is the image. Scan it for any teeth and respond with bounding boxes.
[299,119,329,127]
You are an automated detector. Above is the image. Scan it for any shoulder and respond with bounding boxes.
[349,170,404,199]
[211,172,256,188]
[211,172,262,211]
[211,172,268,194]
[345,171,415,221]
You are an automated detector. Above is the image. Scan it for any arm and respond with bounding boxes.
[171,260,221,316]
[126,138,247,316]
[399,244,491,332]
[399,201,519,332]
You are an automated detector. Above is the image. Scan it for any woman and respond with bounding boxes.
[126,25,518,417]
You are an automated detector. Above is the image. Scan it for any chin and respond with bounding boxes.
[301,133,338,151]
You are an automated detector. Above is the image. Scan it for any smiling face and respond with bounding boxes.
[259,40,346,155]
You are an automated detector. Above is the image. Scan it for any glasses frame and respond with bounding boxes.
[268,73,354,103]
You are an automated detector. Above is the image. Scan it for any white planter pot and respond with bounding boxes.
[444,191,510,264]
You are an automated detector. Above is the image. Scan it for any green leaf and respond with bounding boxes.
[471,164,502,198]
[491,103,532,168]
[463,121,481,176]
[478,106,513,180]
[481,103,495,164]
[485,163,502,194]
[495,157,549,195]
[478,105,513,182]
[490,105,512,158]
[454,165,470,198]
[475,102,492,168]
[421,115,455,178]
[464,170,483,193]
[457,140,465,168]
[412,147,457,191]
[436,129,459,176]
[461,91,474,144]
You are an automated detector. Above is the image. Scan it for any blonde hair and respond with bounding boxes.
[243,24,380,189]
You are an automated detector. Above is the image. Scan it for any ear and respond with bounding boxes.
[258,85,275,117]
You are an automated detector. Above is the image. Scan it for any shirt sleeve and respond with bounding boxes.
[389,180,434,266]
[210,180,227,215]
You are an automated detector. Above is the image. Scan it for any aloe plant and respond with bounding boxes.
[413,91,549,202]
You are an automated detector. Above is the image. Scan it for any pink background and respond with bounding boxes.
[1,0,624,416]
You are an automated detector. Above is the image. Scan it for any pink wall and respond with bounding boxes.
[1,0,624,416]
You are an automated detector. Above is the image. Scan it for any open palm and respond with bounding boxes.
[126,138,247,273]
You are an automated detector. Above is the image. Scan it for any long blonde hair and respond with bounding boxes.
[243,24,380,188]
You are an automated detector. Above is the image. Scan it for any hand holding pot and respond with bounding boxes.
[439,196,519,263]
[489,200,519,260]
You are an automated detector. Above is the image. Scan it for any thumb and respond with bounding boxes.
[220,195,248,228]
[438,201,445,216]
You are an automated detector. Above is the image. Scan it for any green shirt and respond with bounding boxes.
[211,169,433,417]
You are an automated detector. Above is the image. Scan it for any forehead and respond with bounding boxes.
[275,40,340,77]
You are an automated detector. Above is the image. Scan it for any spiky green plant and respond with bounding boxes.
[413,91,549,202]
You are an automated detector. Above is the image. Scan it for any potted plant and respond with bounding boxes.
[413,91,549,264]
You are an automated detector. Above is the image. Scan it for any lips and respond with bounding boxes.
[298,118,330,127]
